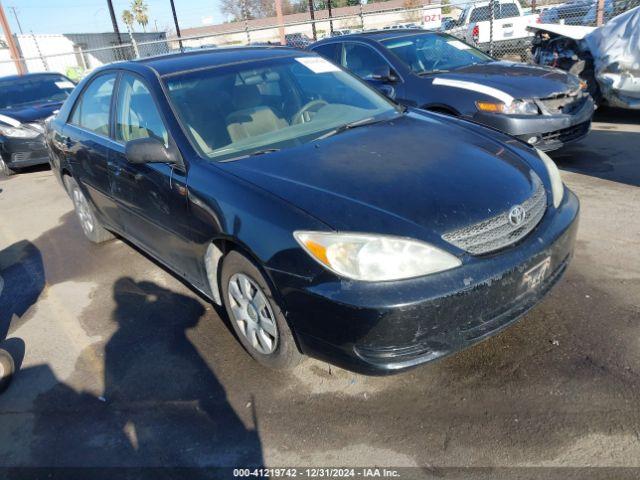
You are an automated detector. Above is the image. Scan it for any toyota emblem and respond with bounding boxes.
[508,205,526,226]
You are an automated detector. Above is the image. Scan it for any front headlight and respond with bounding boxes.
[537,149,564,208]
[294,231,461,282]
[0,126,40,138]
[476,99,539,115]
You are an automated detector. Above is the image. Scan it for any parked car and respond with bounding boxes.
[0,72,75,177]
[539,0,612,25]
[530,6,640,109]
[310,30,595,151]
[47,48,579,375]
[446,0,539,60]
[285,33,312,48]
[330,29,356,37]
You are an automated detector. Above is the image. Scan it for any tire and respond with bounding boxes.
[0,349,14,394]
[0,158,16,177]
[220,250,302,370]
[64,176,114,244]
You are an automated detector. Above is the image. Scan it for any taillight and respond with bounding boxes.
[472,25,479,42]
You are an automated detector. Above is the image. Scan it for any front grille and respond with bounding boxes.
[539,90,584,115]
[540,121,590,143]
[442,173,547,255]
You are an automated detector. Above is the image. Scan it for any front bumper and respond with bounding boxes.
[0,135,50,169]
[473,95,595,151]
[272,190,579,375]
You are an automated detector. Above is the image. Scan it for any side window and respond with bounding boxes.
[114,74,168,145]
[312,43,340,63]
[69,73,117,136]
[341,43,389,79]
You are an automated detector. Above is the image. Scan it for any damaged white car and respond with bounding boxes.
[528,6,640,109]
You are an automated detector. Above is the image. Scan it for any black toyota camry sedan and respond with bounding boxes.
[47,47,579,375]
[310,30,595,152]
[0,73,75,176]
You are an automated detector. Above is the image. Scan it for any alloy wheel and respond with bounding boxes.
[227,273,279,355]
[72,187,94,235]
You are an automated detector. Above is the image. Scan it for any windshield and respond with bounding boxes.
[0,75,74,110]
[165,55,398,161]
[381,33,492,75]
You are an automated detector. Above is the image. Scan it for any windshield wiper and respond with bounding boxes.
[314,116,387,141]
[219,148,280,163]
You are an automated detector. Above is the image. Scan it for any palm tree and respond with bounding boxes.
[131,0,149,32]
[121,9,135,31]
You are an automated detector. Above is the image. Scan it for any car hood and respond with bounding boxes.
[0,102,62,124]
[429,61,580,100]
[219,112,541,244]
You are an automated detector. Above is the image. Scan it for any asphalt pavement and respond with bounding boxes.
[0,108,639,478]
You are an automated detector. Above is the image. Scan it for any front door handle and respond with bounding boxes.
[107,162,122,176]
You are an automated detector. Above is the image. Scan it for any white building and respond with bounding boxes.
[0,32,168,78]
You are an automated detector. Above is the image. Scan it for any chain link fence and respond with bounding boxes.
[441,0,640,61]
[0,0,637,79]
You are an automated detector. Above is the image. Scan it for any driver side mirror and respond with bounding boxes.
[125,137,183,169]
[368,65,398,83]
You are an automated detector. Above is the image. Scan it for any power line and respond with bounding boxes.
[8,6,22,34]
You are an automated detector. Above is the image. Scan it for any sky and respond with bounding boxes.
[4,0,226,35]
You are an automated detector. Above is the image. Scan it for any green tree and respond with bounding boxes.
[131,0,149,32]
[122,9,135,31]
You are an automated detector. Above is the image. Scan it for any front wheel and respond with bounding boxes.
[0,158,16,177]
[220,250,302,370]
[0,349,14,394]
[64,176,114,244]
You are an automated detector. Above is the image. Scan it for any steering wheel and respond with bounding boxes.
[292,99,328,124]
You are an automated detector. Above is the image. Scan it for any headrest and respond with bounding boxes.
[233,84,262,110]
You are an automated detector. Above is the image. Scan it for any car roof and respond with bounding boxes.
[312,29,439,45]
[132,46,307,77]
[0,72,67,82]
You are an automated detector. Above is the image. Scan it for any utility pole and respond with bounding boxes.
[0,1,25,74]
[596,0,605,25]
[8,6,21,34]
[106,0,123,44]
[169,0,183,49]
[275,0,285,45]
[308,0,317,40]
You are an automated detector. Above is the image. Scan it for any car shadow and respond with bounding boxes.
[593,106,640,125]
[0,240,45,377]
[4,277,264,472]
[551,114,640,187]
